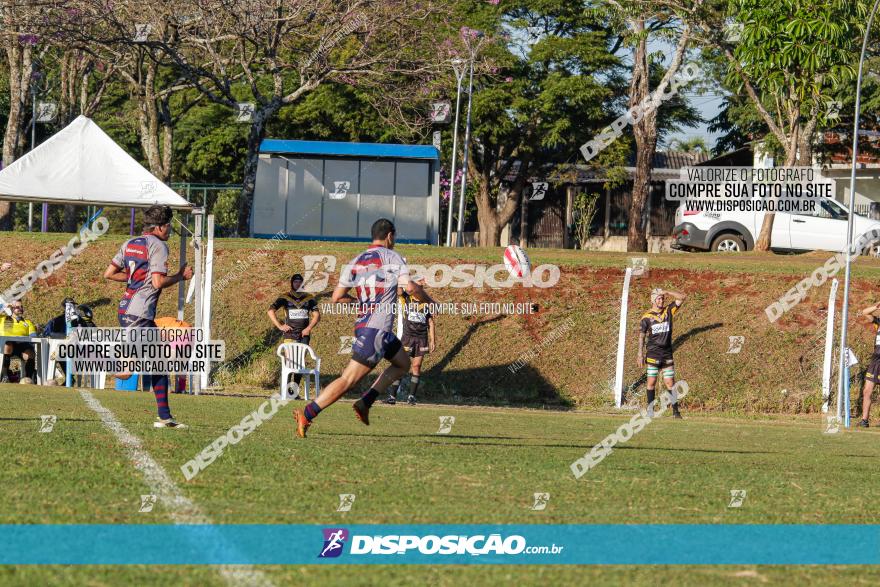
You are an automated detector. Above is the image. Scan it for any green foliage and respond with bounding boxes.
[572,191,601,248]
[731,0,864,100]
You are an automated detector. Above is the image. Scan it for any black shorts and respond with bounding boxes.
[401,334,430,358]
[645,349,674,369]
[351,328,402,368]
[283,333,311,346]
[866,355,880,383]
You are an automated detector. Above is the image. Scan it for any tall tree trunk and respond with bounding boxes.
[58,50,111,232]
[136,62,172,182]
[755,130,800,251]
[238,105,276,236]
[626,26,655,252]
[479,215,501,247]
[1,36,34,229]
[519,189,528,248]
[472,156,530,247]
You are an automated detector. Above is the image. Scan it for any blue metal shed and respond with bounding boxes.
[252,139,441,244]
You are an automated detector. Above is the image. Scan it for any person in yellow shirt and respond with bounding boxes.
[0,301,37,383]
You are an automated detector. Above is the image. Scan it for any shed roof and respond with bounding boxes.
[260,139,439,161]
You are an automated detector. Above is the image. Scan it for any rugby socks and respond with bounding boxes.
[361,388,380,408]
[408,376,420,397]
[669,387,680,414]
[646,387,656,418]
[149,374,172,420]
[304,401,322,422]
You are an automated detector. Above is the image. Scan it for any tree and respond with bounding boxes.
[143,0,446,235]
[54,3,203,183]
[699,0,868,250]
[669,136,708,152]
[460,0,619,246]
[590,0,707,252]
[0,2,46,229]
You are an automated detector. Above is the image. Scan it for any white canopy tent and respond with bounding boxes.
[0,115,216,393]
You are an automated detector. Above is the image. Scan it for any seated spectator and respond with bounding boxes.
[43,302,96,338]
[0,301,37,383]
[43,302,97,384]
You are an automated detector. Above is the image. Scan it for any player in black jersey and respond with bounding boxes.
[384,290,434,405]
[857,302,880,427]
[638,288,686,418]
[268,274,321,397]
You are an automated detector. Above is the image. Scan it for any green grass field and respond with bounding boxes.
[4,234,880,583]
[5,232,880,414]
[2,384,879,585]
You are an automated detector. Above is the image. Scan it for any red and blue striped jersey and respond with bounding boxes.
[342,246,409,333]
[111,234,168,320]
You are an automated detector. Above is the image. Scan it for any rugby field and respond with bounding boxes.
[2,385,879,585]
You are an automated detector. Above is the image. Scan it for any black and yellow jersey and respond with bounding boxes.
[270,292,318,338]
[399,292,432,338]
[639,301,681,353]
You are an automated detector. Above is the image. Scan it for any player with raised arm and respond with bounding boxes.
[857,302,880,428]
[293,218,434,437]
[637,288,686,419]
[103,205,193,428]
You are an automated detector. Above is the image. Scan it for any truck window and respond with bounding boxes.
[816,200,847,220]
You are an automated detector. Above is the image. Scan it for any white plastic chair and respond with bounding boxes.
[45,338,106,389]
[276,342,321,400]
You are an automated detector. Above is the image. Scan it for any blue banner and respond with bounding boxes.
[1,525,876,565]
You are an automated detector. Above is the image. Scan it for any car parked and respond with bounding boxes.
[672,199,880,253]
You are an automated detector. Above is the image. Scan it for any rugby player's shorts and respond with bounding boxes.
[283,333,311,346]
[645,349,674,373]
[401,334,430,358]
[866,355,880,383]
[351,327,402,368]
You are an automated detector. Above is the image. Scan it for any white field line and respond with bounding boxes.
[78,390,273,587]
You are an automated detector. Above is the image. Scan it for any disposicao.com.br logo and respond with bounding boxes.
[318,528,564,558]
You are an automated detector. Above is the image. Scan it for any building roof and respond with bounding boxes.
[260,139,439,161]
[540,150,712,184]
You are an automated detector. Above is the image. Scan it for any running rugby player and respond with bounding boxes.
[857,302,880,428]
[268,273,320,397]
[383,289,435,405]
[637,288,686,419]
[293,218,434,437]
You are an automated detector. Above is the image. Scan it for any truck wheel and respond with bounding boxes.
[711,233,745,252]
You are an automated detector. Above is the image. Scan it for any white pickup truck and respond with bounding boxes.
[672,199,880,253]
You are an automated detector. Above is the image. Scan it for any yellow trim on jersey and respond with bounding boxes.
[0,316,37,337]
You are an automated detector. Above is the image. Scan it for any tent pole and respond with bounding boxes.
[201,214,215,390]
[192,211,204,395]
[177,214,188,321]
